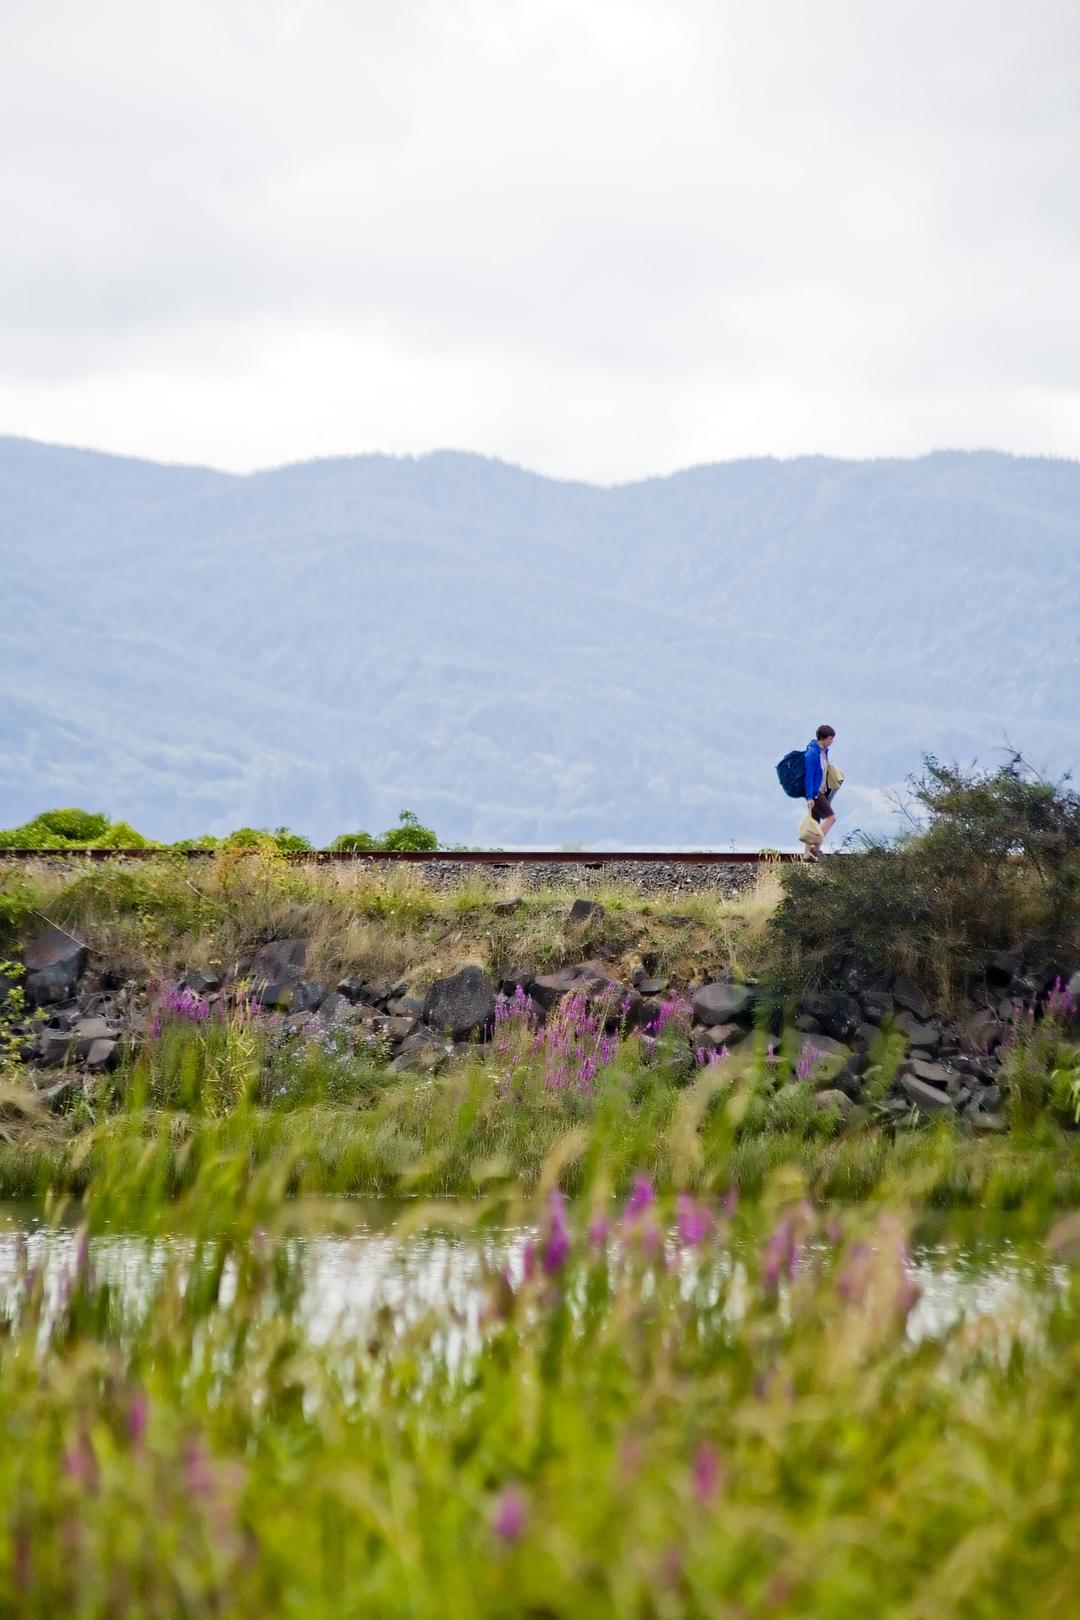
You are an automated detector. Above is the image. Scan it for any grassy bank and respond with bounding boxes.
[1,848,780,991]
[5,1036,1080,1211]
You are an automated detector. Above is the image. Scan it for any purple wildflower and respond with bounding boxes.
[128,1387,149,1445]
[541,1188,571,1275]
[492,1485,527,1543]
[676,1194,711,1247]
[1046,978,1077,1023]
[692,1442,722,1504]
[62,1429,98,1491]
[795,1042,820,1082]
[182,1438,216,1500]
[625,1174,655,1220]
[588,1214,610,1248]
[762,1209,805,1291]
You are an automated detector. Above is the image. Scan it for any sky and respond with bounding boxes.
[2,0,1080,482]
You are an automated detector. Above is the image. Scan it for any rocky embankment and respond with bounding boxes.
[7,907,1080,1130]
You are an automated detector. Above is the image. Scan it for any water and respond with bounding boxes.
[0,1202,1062,1350]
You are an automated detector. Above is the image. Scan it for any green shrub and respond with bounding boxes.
[270,826,313,854]
[330,829,379,851]
[0,817,67,850]
[98,819,155,849]
[0,869,36,937]
[771,756,1080,1006]
[37,807,110,841]
[382,809,439,851]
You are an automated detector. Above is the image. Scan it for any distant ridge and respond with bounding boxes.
[1,438,1077,845]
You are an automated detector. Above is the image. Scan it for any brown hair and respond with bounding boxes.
[816,725,835,740]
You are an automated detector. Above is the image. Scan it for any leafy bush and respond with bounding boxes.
[771,757,1080,1006]
[0,817,69,850]
[329,829,380,852]
[0,870,36,937]
[0,808,440,854]
[332,811,440,852]
[37,807,110,841]
[382,809,439,851]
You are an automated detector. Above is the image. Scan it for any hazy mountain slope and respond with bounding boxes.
[1,439,1077,845]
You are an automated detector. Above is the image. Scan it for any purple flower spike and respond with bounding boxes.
[541,1188,571,1274]
[492,1485,527,1543]
[625,1174,655,1220]
[588,1215,610,1248]
[677,1194,711,1247]
[692,1442,722,1503]
[128,1387,149,1445]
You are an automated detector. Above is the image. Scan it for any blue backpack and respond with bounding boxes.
[776,749,806,799]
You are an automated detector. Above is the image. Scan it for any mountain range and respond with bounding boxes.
[2,437,1077,847]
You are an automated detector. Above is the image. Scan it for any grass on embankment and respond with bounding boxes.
[1,848,782,992]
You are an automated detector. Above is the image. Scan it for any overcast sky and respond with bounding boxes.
[2,0,1079,481]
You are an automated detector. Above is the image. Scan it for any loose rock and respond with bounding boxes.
[692,981,755,1025]
[23,926,89,1007]
[423,965,495,1038]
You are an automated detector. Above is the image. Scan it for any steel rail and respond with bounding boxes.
[0,847,800,864]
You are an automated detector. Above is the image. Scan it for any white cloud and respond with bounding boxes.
[2,0,1080,477]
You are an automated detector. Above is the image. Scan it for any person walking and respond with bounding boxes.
[803,724,838,858]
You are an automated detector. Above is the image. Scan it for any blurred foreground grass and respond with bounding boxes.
[3,1102,1080,1617]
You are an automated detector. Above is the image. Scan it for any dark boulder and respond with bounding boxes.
[423,966,495,1039]
[251,938,307,983]
[852,1021,880,1053]
[181,969,223,996]
[385,1015,420,1043]
[23,927,88,1008]
[692,981,755,1026]
[568,899,604,926]
[531,960,620,1013]
[814,1088,853,1117]
[859,990,894,1025]
[891,976,930,1021]
[987,950,1021,988]
[960,1009,1007,1054]
[389,1026,451,1074]
[317,991,350,1024]
[896,1014,942,1052]
[35,1029,75,1067]
[259,980,325,1014]
[335,975,370,1004]
[387,993,425,1019]
[802,989,860,1041]
[898,1073,953,1113]
[909,1059,952,1089]
[492,897,523,915]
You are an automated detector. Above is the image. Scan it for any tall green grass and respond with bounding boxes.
[3,1110,1080,1615]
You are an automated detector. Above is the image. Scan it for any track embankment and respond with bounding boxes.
[1,847,797,895]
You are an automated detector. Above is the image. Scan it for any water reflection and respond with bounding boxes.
[0,1203,1064,1350]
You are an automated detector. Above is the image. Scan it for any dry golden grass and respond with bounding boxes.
[4,853,783,994]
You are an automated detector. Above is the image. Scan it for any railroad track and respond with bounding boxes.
[1,848,799,865]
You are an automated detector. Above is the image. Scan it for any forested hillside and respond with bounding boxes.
[2,439,1076,845]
